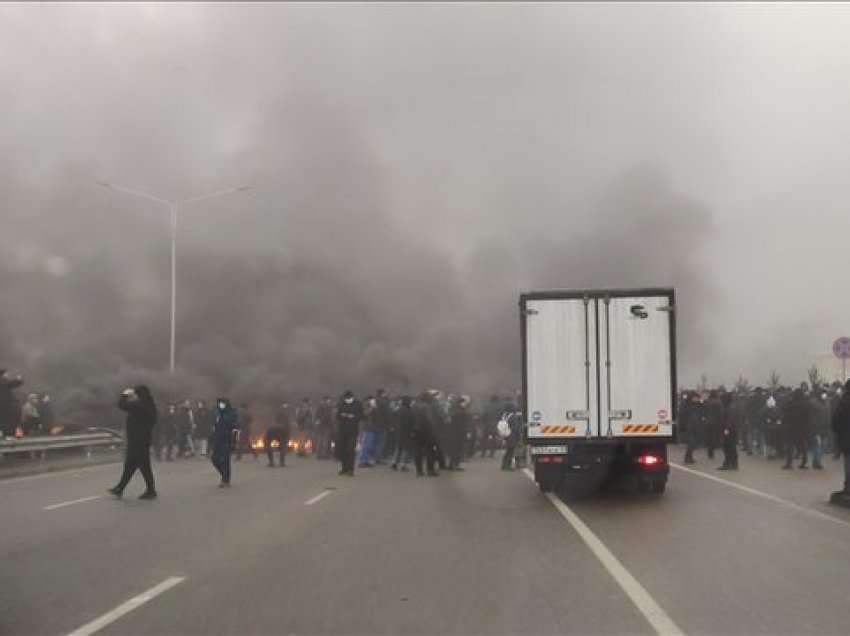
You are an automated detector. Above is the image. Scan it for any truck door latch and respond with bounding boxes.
[609,410,632,420]
[566,410,590,420]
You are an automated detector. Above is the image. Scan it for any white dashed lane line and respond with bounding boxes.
[66,576,186,636]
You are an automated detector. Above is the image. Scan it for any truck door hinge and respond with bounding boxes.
[522,308,539,316]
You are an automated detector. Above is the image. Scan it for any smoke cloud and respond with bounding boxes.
[2,3,847,424]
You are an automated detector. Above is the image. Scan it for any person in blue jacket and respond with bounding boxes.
[211,398,238,487]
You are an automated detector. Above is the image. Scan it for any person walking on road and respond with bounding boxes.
[830,379,850,502]
[109,386,157,500]
[337,390,362,476]
[211,398,238,487]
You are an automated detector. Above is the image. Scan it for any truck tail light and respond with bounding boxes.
[637,454,663,467]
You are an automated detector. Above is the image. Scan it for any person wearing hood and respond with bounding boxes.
[109,385,157,499]
[336,390,363,476]
[830,379,850,501]
[211,398,238,487]
[0,370,24,438]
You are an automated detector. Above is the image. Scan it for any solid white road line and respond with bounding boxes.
[670,462,850,530]
[66,576,186,636]
[523,469,684,636]
[305,490,333,506]
[43,495,104,511]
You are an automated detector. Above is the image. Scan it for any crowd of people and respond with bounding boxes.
[678,378,850,499]
[108,387,528,499]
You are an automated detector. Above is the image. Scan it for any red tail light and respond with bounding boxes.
[637,454,663,466]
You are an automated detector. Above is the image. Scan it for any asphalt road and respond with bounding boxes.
[2,446,850,635]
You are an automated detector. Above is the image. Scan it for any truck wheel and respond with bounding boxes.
[539,479,554,493]
[651,478,667,494]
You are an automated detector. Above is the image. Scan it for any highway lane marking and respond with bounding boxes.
[66,576,186,636]
[523,468,684,636]
[44,495,104,511]
[671,462,850,530]
[305,490,334,505]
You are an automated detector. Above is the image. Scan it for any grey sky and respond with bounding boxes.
[2,3,849,410]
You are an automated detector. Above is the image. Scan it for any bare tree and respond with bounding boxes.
[735,374,751,394]
[698,373,709,393]
[807,365,824,390]
[768,370,781,392]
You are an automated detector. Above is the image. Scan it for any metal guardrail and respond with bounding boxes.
[0,428,124,459]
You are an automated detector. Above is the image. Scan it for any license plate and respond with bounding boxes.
[531,445,568,455]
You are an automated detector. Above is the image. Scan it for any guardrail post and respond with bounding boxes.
[85,446,92,460]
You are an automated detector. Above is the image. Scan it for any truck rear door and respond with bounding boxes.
[599,293,675,438]
[523,297,599,440]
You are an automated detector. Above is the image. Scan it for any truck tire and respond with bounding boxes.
[651,478,667,494]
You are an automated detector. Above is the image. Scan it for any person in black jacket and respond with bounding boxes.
[718,392,738,470]
[211,398,238,487]
[265,400,292,467]
[783,386,813,470]
[0,369,24,438]
[831,380,850,499]
[391,395,414,471]
[448,396,471,471]
[412,391,440,477]
[109,386,157,499]
[336,390,363,476]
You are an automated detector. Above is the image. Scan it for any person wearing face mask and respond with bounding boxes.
[211,398,238,487]
[109,386,157,499]
[336,390,363,476]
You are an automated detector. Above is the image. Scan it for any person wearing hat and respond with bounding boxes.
[109,385,158,499]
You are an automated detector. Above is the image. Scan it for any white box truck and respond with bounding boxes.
[520,288,677,494]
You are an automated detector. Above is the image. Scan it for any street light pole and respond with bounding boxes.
[170,203,178,374]
[98,182,249,373]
